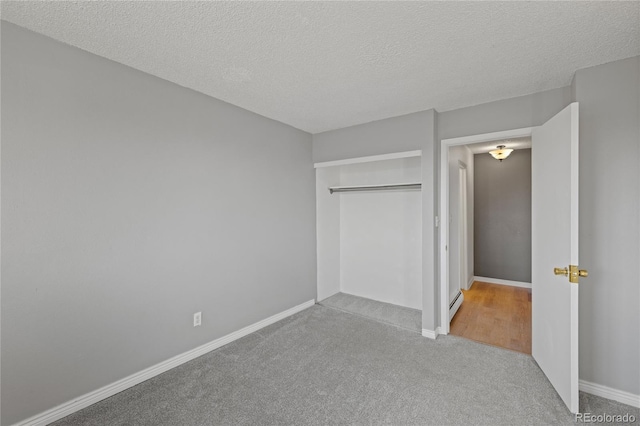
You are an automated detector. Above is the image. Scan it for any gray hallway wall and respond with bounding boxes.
[1,23,316,425]
[473,149,531,283]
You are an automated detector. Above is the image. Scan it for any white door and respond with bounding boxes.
[532,102,582,413]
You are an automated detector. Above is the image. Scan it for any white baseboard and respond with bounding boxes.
[579,380,640,408]
[12,299,316,426]
[474,276,531,289]
[422,328,436,339]
[422,327,444,339]
[467,276,475,290]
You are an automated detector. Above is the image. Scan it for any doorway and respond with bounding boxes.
[439,104,581,413]
[440,127,534,352]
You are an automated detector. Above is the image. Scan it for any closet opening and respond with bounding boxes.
[315,151,423,333]
[441,130,533,354]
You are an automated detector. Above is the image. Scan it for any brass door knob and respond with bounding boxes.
[554,265,588,283]
[554,267,568,276]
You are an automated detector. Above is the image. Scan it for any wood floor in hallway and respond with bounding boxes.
[450,281,532,354]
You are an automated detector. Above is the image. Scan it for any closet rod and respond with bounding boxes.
[328,183,421,194]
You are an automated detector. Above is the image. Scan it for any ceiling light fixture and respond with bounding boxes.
[489,145,514,162]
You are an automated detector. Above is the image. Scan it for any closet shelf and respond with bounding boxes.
[328,182,422,194]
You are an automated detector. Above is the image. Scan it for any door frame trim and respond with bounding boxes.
[458,162,468,292]
[439,127,535,334]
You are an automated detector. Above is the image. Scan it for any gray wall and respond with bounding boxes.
[1,23,316,425]
[438,86,573,140]
[3,20,637,424]
[473,149,531,282]
[312,111,431,164]
[573,56,640,396]
[312,110,440,331]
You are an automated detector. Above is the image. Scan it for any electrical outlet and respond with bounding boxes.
[193,312,202,327]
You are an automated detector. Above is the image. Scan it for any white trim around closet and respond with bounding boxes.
[314,150,422,168]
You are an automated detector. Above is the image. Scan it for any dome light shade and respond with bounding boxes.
[489,145,514,162]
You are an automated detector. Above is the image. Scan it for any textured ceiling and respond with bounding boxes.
[2,1,639,133]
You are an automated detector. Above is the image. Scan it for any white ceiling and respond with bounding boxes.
[2,1,639,134]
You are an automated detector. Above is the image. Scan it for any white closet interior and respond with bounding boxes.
[316,153,423,310]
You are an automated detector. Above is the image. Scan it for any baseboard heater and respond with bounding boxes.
[449,290,464,321]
